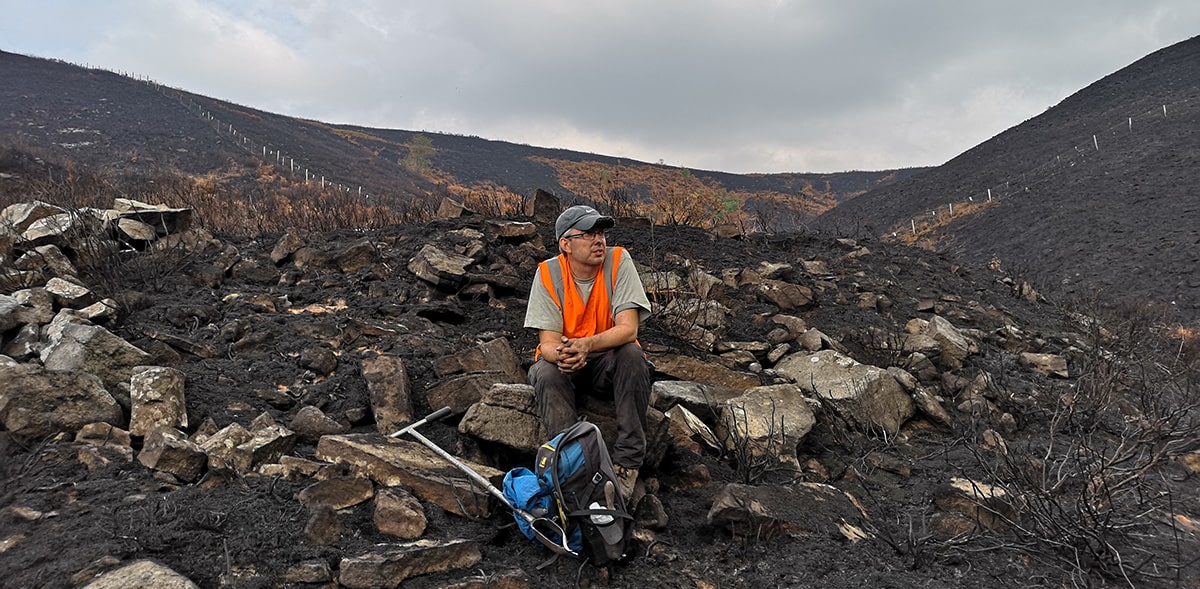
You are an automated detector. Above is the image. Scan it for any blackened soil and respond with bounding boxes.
[1,218,1189,588]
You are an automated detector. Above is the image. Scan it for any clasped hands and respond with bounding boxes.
[554,335,593,373]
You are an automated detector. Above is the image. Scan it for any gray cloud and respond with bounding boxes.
[2,0,1197,172]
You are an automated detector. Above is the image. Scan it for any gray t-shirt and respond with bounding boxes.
[524,250,652,333]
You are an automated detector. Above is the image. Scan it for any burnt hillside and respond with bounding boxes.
[0,50,920,224]
[816,35,1200,324]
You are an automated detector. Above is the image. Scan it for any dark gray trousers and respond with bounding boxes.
[528,343,650,469]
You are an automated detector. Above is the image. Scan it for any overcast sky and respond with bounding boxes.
[2,1,1197,174]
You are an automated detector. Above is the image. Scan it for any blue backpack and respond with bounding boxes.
[502,420,631,565]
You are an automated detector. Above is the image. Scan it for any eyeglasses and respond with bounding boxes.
[561,229,607,241]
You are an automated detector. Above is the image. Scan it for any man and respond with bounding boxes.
[524,205,652,501]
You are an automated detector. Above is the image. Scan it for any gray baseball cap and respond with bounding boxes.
[555,205,615,240]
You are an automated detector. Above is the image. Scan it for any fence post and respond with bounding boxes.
[948,202,953,215]
[987,189,992,201]
[1093,135,1099,150]
[911,219,916,235]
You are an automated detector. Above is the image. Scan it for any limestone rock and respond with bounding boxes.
[300,346,338,375]
[407,244,473,289]
[199,422,296,474]
[432,337,524,381]
[458,383,543,452]
[137,427,207,482]
[375,487,427,539]
[650,380,743,416]
[427,372,522,416]
[316,434,502,517]
[362,354,413,434]
[338,539,481,589]
[44,277,94,308]
[664,404,720,456]
[757,279,815,311]
[934,477,1018,531]
[116,218,157,242]
[289,405,350,441]
[270,229,307,264]
[651,354,760,393]
[335,238,377,273]
[1019,352,1069,378]
[80,559,198,589]
[297,477,375,510]
[0,364,123,442]
[775,350,915,435]
[40,322,151,406]
[1,201,65,234]
[75,422,134,463]
[708,483,872,542]
[305,504,347,546]
[128,366,187,437]
[487,220,537,240]
[525,188,560,224]
[716,384,815,457]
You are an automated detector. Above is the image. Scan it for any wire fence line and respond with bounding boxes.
[905,95,1197,237]
[35,56,1200,235]
[57,58,382,201]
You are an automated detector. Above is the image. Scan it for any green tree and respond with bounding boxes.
[401,134,436,172]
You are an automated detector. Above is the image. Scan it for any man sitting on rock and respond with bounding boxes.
[524,205,653,501]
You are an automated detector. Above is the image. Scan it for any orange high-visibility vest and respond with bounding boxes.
[534,246,627,359]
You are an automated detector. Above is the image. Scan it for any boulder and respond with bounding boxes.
[316,434,503,517]
[756,279,814,311]
[335,238,376,273]
[427,372,523,416]
[708,483,871,543]
[40,322,151,407]
[137,427,207,482]
[651,354,760,393]
[432,337,524,381]
[650,380,742,416]
[0,364,123,441]
[487,220,537,240]
[775,350,915,435]
[128,366,187,437]
[716,384,815,457]
[289,406,349,441]
[1,201,65,234]
[337,539,481,589]
[80,559,198,589]
[270,229,307,264]
[407,244,473,289]
[362,355,413,434]
[1019,352,1069,378]
[375,487,427,539]
[297,477,375,510]
[458,384,543,452]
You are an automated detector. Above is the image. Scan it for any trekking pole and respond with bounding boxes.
[390,407,578,557]
[389,407,512,507]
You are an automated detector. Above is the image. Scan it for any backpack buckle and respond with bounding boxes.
[592,472,604,485]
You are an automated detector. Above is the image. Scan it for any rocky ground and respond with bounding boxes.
[2,195,1198,588]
